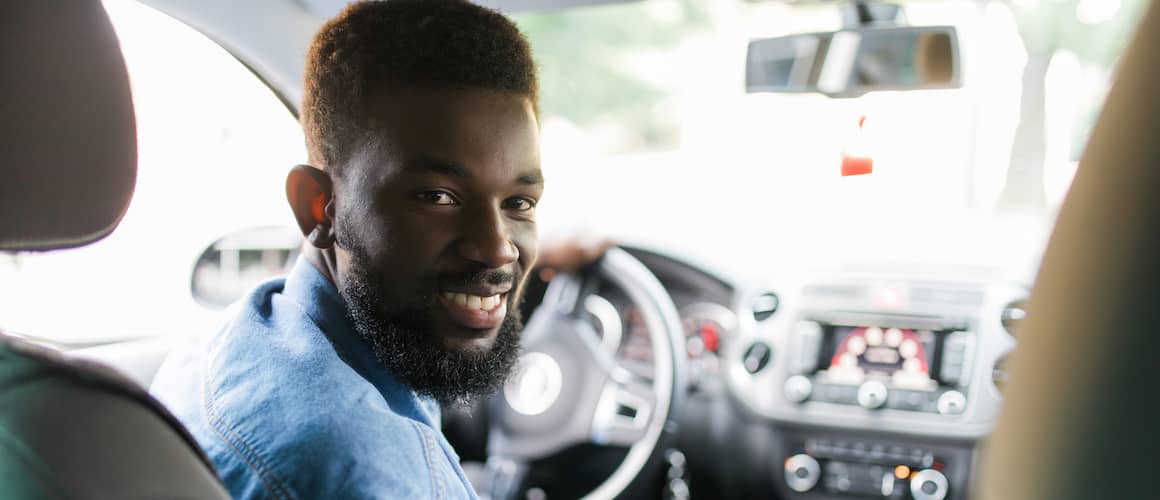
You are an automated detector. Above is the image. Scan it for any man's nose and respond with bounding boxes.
[456,206,518,268]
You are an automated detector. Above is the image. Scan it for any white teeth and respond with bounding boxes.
[443,292,504,311]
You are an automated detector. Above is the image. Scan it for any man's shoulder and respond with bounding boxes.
[153,276,462,499]
[209,388,443,499]
[199,329,447,500]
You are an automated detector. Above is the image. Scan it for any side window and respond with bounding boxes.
[0,1,304,345]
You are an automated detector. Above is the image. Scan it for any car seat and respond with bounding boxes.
[0,2,228,498]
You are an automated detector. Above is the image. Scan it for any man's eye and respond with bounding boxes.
[419,191,457,206]
[504,197,536,212]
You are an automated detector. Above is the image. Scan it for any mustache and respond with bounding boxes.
[437,268,517,289]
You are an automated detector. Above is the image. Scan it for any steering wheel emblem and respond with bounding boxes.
[504,352,563,416]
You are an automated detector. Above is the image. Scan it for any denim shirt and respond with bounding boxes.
[151,258,478,499]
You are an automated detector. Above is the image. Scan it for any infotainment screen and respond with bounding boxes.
[816,326,938,391]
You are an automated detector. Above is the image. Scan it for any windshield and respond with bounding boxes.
[517,0,1144,274]
[0,0,1146,344]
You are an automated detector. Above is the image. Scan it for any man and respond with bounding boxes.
[152,2,596,497]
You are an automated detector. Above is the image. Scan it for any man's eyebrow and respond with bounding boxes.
[517,170,545,186]
[408,157,544,186]
[408,158,470,178]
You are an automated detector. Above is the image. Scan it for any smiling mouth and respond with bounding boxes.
[438,291,510,330]
[441,292,506,311]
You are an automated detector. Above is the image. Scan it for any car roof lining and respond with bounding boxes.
[139,0,643,117]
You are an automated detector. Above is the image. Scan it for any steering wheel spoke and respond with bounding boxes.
[591,374,656,447]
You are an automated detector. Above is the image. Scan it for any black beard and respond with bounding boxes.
[339,260,523,406]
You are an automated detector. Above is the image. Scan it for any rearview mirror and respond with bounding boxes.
[746,26,960,98]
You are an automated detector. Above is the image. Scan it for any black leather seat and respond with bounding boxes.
[0,2,227,498]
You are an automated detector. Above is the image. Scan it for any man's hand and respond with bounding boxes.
[536,237,614,281]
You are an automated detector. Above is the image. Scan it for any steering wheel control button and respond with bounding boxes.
[784,375,813,404]
[503,352,563,416]
[910,469,949,500]
[937,390,967,415]
[857,381,888,409]
[783,454,821,493]
[742,342,773,374]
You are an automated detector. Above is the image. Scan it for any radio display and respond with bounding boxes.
[816,326,939,391]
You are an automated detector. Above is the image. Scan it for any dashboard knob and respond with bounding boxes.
[857,381,888,409]
[910,469,949,500]
[742,342,773,374]
[784,375,812,404]
[783,454,820,493]
[937,390,967,415]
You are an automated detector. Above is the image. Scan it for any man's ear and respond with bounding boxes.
[286,164,336,248]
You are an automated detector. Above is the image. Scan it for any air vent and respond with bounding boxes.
[752,292,780,321]
[1001,299,1027,336]
[742,342,772,374]
[993,354,1011,394]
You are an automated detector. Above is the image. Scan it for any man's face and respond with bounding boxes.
[330,86,542,402]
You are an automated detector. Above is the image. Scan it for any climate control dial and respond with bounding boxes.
[910,469,949,500]
[783,454,821,493]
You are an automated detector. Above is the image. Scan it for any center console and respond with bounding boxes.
[727,278,1021,500]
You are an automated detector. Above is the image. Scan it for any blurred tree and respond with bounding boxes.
[513,0,712,153]
[997,0,1147,211]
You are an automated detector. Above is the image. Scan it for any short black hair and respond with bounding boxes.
[301,0,538,172]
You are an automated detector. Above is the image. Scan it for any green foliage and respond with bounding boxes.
[513,0,712,151]
[1010,0,1149,63]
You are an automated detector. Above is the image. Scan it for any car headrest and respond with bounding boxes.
[0,1,137,251]
[978,1,1160,499]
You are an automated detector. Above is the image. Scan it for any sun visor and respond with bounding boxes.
[0,1,137,251]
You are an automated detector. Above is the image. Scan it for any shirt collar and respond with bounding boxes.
[281,256,439,426]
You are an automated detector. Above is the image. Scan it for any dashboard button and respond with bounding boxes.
[784,454,821,493]
[792,321,824,373]
[939,331,975,386]
[857,381,888,409]
[784,375,813,404]
[909,469,949,500]
[909,449,925,465]
[937,390,967,415]
[814,440,832,455]
[888,446,906,461]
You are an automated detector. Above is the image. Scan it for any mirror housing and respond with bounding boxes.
[746,25,961,98]
[191,226,301,309]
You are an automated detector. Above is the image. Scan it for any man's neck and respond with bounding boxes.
[300,241,339,286]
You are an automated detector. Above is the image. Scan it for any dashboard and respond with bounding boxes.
[592,246,1026,500]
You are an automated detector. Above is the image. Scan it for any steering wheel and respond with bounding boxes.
[484,247,687,499]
